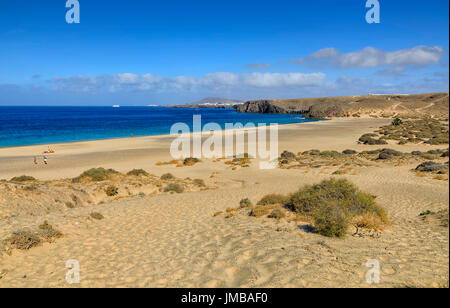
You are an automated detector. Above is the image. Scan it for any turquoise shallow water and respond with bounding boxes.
[0,106,316,148]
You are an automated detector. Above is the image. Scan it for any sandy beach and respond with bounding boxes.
[0,118,448,288]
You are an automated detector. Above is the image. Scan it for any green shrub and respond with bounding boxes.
[287,179,360,215]
[164,183,184,193]
[105,185,119,196]
[257,194,287,206]
[313,202,349,238]
[10,175,36,182]
[127,169,149,177]
[161,173,175,180]
[286,179,388,238]
[73,168,118,182]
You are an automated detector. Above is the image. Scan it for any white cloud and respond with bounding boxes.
[51,71,326,93]
[293,46,446,68]
[241,72,325,87]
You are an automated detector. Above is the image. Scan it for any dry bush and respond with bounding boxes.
[38,221,63,242]
[183,157,201,166]
[268,208,286,219]
[249,205,272,218]
[164,183,184,193]
[90,212,104,220]
[257,194,287,206]
[156,160,180,166]
[161,173,175,180]
[351,213,385,231]
[193,179,206,186]
[105,185,119,196]
[3,231,41,250]
[127,169,149,177]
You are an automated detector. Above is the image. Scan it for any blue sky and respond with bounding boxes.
[0,0,448,105]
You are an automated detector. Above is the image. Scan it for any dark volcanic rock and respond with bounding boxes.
[236,101,287,114]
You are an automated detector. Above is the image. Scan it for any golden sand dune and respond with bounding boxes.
[0,118,448,287]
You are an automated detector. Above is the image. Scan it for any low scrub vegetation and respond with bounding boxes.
[161,173,175,180]
[362,119,449,145]
[3,221,63,253]
[127,169,149,177]
[10,175,36,182]
[72,168,119,183]
[164,183,184,193]
[249,179,388,238]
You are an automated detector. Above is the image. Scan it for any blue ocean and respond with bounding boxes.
[0,106,315,148]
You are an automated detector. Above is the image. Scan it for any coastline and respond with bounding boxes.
[1,117,447,181]
[0,116,448,287]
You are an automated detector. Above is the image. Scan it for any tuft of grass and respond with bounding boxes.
[249,205,272,218]
[257,194,287,206]
[72,168,118,182]
[161,173,175,180]
[38,221,62,242]
[90,212,104,220]
[239,198,253,208]
[127,169,149,177]
[105,185,119,196]
[268,208,286,219]
[164,183,184,193]
[10,175,36,182]
[351,213,385,231]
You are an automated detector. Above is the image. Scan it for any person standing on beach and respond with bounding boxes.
[43,156,48,165]
[34,156,37,165]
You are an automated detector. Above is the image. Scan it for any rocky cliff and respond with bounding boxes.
[236,100,288,114]
[236,92,449,120]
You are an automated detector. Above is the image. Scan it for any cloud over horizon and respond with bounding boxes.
[293,46,446,69]
[51,72,327,93]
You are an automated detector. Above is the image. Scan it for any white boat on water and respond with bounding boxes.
[112,105,120,108]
